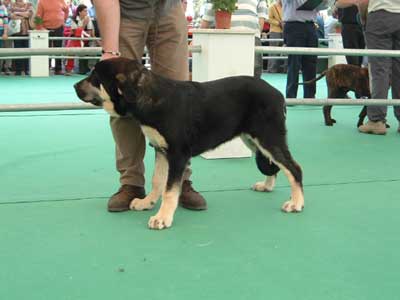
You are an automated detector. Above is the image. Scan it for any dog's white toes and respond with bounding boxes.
[252,181,273,192]
[281,199,304,213]
[130,198,155,211]
[148,214,173,230]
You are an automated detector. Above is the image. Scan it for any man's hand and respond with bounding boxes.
[82,16,90,28]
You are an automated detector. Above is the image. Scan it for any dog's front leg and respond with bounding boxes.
[130,150,168,211]
[148,157,186,230]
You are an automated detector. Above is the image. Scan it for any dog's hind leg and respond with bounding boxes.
[357,106,367,127]
[323,105,335,126]
[130,150,167,211]
[241,134,279,192]
[253,150,279,192]
[148,154,188,230]
[253,138,304,213]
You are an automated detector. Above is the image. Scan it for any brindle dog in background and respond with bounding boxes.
[301,64,371,127]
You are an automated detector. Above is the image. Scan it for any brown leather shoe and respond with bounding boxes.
[179,180,207,210]
[108,185,146,212]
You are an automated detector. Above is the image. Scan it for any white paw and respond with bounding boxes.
[281,199,304,213]
[129,198,155,211]
[252,181,274,192]
[148,214,173,230]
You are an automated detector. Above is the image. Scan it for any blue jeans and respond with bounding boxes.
[284,22,318,98]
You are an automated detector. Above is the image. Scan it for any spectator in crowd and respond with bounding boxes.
[65,4,93,75]
[282,0,331,99]
[93,0,207,212]
[323,7,338,39]
[10,0,34,76]
[0,0,8,49]
[200,0,268,78]
[36,0,68,75]
[0,0,12,75]
[335,0,365,67]
[267,0,286,73]
[63,0,76,38]
[356,0,400,135]
[88,0,99,38]
[316,12,325,41]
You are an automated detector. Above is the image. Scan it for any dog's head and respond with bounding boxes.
[74,57,152,117]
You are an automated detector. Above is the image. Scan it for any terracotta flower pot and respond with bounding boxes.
[215,10,232,29]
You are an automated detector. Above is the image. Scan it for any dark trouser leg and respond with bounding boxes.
[49,26,64,72]
[342,24,365,66]
[284,22,316,98]
[14,38,29,73]
[365,11,393,122]
[267,32,283,73]
[302,23,318,98]
[254,37,263,78]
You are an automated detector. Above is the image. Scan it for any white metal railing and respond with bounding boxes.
[1,99,399,113]
[255,46,400,58]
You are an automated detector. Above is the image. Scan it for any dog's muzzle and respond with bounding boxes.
[74,82,103,106]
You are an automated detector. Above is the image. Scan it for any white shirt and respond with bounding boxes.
[369,0,400,14]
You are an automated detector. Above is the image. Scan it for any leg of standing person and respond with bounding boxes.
[284,22,306,98]
[359,10,392,134]
[267,31,281,73]
[3,39,13,74]
[108,3,207,212]
[301,22,317,98]
[254,36,263,78]
[107,17,149,212]
[390,15,400,130]
[53,26,64,74]
[146,3,206,210]
[342,24,365,66]
[14,37,29,75]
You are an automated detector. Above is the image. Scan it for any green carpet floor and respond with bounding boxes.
[1,74,400,300]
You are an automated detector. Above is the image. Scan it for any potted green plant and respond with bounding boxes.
[211,0,237,29]
[34,16,44,30]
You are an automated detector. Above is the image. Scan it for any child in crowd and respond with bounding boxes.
[65,4,93,75]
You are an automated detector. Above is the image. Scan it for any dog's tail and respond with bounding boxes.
[298,70,328,85]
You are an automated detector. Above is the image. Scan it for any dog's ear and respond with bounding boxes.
[116,68,152,104]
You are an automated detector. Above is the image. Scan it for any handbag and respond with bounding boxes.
[8,19,22,36]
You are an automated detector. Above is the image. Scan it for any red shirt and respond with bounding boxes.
[36,0,68,29]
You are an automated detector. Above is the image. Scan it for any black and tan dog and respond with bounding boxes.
[301,64,370,126]
[74,57,304,230]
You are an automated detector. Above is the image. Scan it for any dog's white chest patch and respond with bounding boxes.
[100,85,120,117]
[141,125,168,149]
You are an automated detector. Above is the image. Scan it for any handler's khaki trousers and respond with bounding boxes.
[111,3,190,187]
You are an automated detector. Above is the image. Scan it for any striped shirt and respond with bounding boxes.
[202,0,268,37]
[0,5,9,32]
[282,0,333,23]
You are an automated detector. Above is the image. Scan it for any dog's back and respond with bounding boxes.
[325,64,370,97]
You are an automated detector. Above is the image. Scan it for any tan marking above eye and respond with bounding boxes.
[116,73,127,83]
